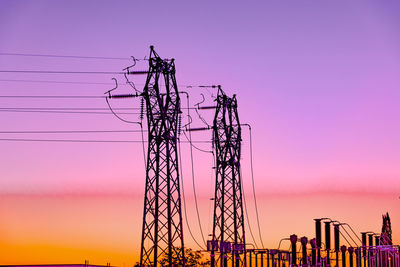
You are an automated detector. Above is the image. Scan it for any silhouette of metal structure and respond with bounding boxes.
[380,212,392,245]
[105,47,400,267]
[209,86,246,267]
[139,46,185,267]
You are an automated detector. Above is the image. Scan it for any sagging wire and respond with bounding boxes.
[105,78,146,169]
[186,85,218,99]
[182,92,207,247]
[182,115,213,154]
[277,238,290,250]
[123,56,141,94]
[243,124,265,248]
[178,138,205,250]
[105,79,141,125]
[240,166,261,249]
[194,94,212,128]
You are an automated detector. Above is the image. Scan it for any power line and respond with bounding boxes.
[0,78,220,89]
[241,167,260,249]
[0,109,139,115]
[105,96,141,125]
[0,79,112,85]
[0,138,211,143]
[0,107,138,110]
[178,140,205,250]
[244,124,265,248]
[0,95,104,98]
[0,70,147,75]
[0,52,130,60]
[0,70,125,74]
[183,93,207,247]
[182,130,213,153]
[0,107,197,110]
[339,224,359,247]
[0,138,145,143]
[0,130,144,134]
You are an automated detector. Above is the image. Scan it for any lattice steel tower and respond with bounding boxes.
[210,87,246,267]
[140,46,185,267]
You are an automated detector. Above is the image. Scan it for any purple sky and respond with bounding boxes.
[0,0,398,194]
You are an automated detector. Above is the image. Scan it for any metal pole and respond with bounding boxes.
[291,235,298,267]
[326,222,332,267]
[334,225,340,267]
[362,233,367,267]
[316,220,322,266]
[341,246,347,267]
[311,239,317,267]
[348,247,354,267]
[301,237,308,267]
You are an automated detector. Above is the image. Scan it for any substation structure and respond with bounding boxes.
[244,218,399,267]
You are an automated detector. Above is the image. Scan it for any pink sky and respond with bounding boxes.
[0,1,399,265]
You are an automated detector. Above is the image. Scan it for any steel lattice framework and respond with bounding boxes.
[380,212,392,245]
[211,87,246,267]
[140,46,185,267]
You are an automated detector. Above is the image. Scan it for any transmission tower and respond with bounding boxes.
[380,212,392,245]
[140,46,185,267]
[209,86,246,267]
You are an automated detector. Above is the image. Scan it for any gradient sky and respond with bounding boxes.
[0,1,399,266]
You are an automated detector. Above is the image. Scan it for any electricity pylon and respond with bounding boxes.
[209,86,246,267]
[140,46,185,267]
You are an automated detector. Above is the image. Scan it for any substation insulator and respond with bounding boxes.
[325,221,331,250]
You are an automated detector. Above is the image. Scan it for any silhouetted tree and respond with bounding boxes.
[159,248,210,266]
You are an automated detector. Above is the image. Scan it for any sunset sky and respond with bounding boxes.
[0,1,399,266]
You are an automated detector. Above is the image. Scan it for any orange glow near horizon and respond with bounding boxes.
[0,192,398,266]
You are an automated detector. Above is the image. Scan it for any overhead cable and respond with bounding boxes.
[0,52,131,60]
[0,138,210,143]
[0,95,104,98]
[0,70,147,75]
[183,92,207,247]
[178,139,205,250]
[240,167,260,249]
[0,79,112,85]
[0,130,144,134]
[243,124,265,248]
[0,107,196,110]
[0,109,139,115]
